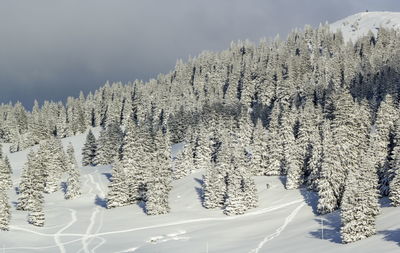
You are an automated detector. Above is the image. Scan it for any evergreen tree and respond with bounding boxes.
[250,119,269,176]
[223,136,258,215]
[193,123,212,171]
[4,156,12,175]
[0,158,12,190]
[42,138,67,193]
[17,150,38,211]
[106,160,129,208]
[27,150,46,227]
[340,148,379,244]
[173,143,194,180]
[28,206,45,227]
[0,190,11,231]
[389,168,400,206]
[374,95,398,196]
[317,122,341,214]
[265,103,282,175]
[224,166,246,215]
[202,163,226,209]
[119,121,152,204]
[65,143,81,200]
[145,130,172,215]
[96,123,123,165]
[82,129,97,166]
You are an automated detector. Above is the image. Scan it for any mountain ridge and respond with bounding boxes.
[330,11,400,42]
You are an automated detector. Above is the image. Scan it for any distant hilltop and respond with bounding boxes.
[330,11,400,42]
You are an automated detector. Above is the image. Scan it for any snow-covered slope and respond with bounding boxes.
[330,11,400,43]
[1,132,400,252]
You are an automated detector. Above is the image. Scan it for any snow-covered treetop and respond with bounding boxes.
[330,11,400,43]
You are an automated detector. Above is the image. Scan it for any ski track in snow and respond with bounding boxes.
[8,198,304,239]
[249,203,306,253]
[89,173,106,253]
[54,208,77,253]
[78,171,104,253]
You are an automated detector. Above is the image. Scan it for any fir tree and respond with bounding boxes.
[65,143,81,200]
[4,156,12,175]
[17,150,38,211]
[193,123,212,171]
[82,129,97,166]
[340,148,379,244]
[96,123,123,165]
[119,121,152,204]
[389,168,400,206]
[173,143,194,180]
[250,119,269,176]
[27,150,46,227]
[0,190,11,231]
[265,102,282,176]
[28,206,45,227]
[224,166,246,215]
[0,158,12,190]
[317,122,341,214]
[145,130,172,215]
[42,138,67,193]
[106,160,129,208]
[202,163,226,209]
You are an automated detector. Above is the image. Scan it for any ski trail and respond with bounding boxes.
[78,173,100,253]
[9,198,304,240]
[90,173,106,253]
[249,203,305,253]
[93,199,304,237]
[54,208,77,253]
[91,236,106,253]
[88,173,106,253]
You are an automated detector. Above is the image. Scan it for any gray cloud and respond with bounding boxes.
[1,0,399,108]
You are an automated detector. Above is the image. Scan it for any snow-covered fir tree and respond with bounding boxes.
[82,129,97,166]
[0,158,12,190]
[95,123,123,165]
[64,143,81,200]
[4,156,12,175]
[223,135,258,215]
[17,150,39,211]
[317,122,341,214]
[118,120,152,204]
[27,150,46,227]
[106,160,129,208]
[28,205,45,227]
[145,129,172,215]
[193,122,212,171]
[340,148,379,244]
[250,118,269,176]
[173,143,194,180]
[0,190,11,231]
[202,163,227,209]
[41,138,67,193]
[389,168,400,206]
[374,95,398,196]
[265,102,283,176]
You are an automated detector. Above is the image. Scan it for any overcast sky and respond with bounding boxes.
[1,0,400,108]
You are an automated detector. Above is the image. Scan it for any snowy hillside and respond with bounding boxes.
[330,11,400,42]
[0,132,399,253]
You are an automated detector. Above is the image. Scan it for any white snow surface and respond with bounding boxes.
[330,11,400,43]
[0,129,399,252]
